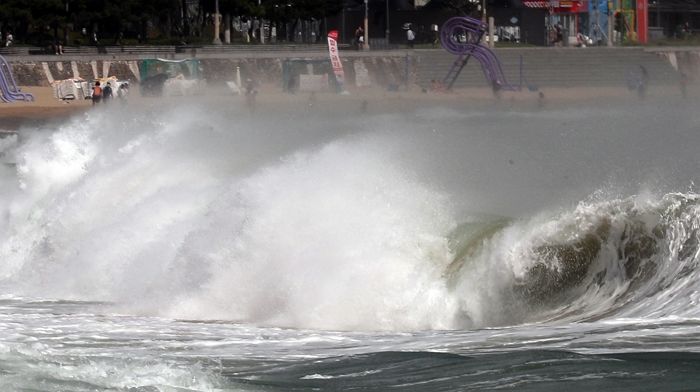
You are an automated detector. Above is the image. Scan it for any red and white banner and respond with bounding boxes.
[522,0,583,12]
[637,0,648,44]
[327,30,345,90]
[522,1,550,8]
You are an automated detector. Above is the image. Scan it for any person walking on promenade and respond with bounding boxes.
[406,25,415,48]
[355,26,364,50]
[553,22,563,46]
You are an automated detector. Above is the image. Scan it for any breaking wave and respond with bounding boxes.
[447,192,700,327]
[0,104,698,332]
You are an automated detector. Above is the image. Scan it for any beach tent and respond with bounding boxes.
[139,58,201,81]
[138,58,203,96]
[52,78,91,100]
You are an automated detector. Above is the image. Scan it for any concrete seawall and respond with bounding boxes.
[4,51,414,90]
[2,47,695,90]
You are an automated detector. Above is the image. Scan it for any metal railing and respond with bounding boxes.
[0,43,361,57]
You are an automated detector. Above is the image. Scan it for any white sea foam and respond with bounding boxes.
[1,101,699,333]
[0,104,462,331]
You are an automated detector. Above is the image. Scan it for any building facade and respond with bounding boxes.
[326,0,700,47]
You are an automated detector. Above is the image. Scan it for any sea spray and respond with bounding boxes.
[2,96,700,391]
[2,102,700,333]
[0,105,463,331]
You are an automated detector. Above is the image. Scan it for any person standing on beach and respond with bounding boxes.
[244,78,257,113]
[639,66,649,99]
[91,81,102,105]
[680,71,689,99]
[102,82,113,103]
[117,83,129,104]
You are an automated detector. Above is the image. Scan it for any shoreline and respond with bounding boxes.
[0,86,93,130]
[0,84,690,130]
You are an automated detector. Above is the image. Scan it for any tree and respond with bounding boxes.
[220,0,260,42]
[0,1,33,43]
[422,0,479,16]
[0,0,346,45]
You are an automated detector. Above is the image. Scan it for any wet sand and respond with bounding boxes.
[0,86,92,130]
[0,83,687,131]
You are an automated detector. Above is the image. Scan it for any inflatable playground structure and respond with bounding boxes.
[0,54,34,103]
[440,16,536,92]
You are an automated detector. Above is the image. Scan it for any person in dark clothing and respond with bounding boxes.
[553,23,563,46]
[91,81,102,105]
[638,65,649,99]
[102,82,113,103]
[680,71,689,99]
[355,26,364,50]
[244,78,257,112]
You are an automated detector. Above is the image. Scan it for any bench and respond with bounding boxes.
[177,44,328,54]
[0,47,30,56]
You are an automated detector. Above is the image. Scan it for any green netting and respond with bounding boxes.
[139,58,201,80]
[281,59,338,93]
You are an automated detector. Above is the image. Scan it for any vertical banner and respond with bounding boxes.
[327,30,345,92]
[636,0,648,44]
[589,0,609,45]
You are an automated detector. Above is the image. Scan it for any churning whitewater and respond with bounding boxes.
[1,100,700,390]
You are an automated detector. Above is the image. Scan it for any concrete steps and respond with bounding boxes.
[416,47,679,89]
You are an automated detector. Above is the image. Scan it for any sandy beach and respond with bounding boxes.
[0,86,92,130]
[0,82,687,131]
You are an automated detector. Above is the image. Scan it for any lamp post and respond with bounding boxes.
[213,0,222,44]
[64,0,70,45]
[385,0,390,42]
[607,0,614,46]
[364,0,370,50]
[259,0,265,44]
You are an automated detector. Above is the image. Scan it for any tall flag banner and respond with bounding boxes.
[636,0,648,44]
[327,30,345,92]
[588,0,609,45]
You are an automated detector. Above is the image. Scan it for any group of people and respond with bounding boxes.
[354,24,416,50]
[91,81,129,105]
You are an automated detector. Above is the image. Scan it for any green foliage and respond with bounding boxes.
[0,0,342,44]
[423,0,479,16]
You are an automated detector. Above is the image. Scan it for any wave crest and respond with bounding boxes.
[450,193,700,327]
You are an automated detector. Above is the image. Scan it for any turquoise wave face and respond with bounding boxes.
[446,193,700,327]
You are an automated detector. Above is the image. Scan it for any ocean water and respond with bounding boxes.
[1,96,700,391]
